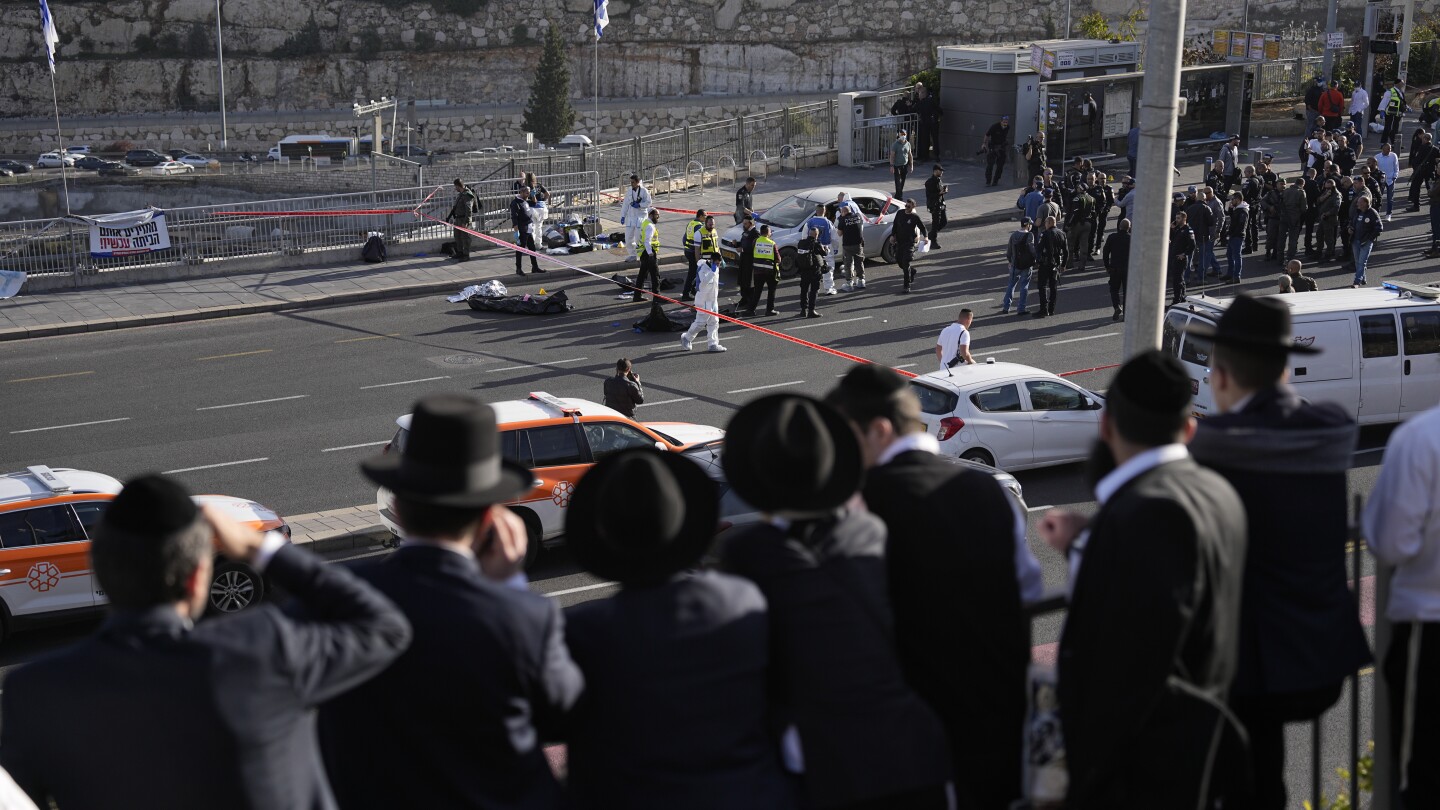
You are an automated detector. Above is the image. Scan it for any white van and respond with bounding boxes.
[1165,285,1440,425]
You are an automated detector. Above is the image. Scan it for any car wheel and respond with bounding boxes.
[959,448,995,467]
[880,234,897,264]
[779,246,798,278]
[209,561,265,614]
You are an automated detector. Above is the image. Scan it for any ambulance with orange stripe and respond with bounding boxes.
[0,466,290,638]
[376,392,725,565]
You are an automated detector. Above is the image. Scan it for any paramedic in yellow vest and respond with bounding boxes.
[633,208,662,303]
[1382,80,1406,146]
[744,224,781,317]
[681,209,706,301]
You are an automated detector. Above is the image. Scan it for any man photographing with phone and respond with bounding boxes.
[603,357,645,417]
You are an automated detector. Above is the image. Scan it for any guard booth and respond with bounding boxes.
[837,90,918,167]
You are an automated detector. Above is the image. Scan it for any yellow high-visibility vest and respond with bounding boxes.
[636,219,660,257]
[699,227,719,255]
[684,218,704,249]
[752,236,777,264]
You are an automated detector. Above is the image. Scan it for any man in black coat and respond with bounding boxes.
[562,449,795,810]
[736,216,759,313]
[719,394,953,810]
[1186,296,1373,809]
[603,357,645,417]
[1102,218,1131,321]
[0,475,411,810]
[1040,351,1247,809]
[826,365,1040,810]
[923,164,947,248]
[892,198,926,292]
[510,187,542,275]
[320,394,584,810]
[1168,209,1197,304]
[1033,215,1067,318]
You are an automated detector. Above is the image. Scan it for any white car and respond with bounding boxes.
[36,151,76,168]
[65,145,91,155]
[152,160,195,175]
[719,185,900,275]
[907,362,1106,471]
[176,154,218,169]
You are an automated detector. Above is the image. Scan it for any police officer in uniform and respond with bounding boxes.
[795,226,827,319]
[735,217,758,317]
[681,209,707,301]
[923,165,948,248]
[633,208,661,303]
[1241,166,1263,253]
[509,188,542,276]
[747,225,780,317]
[1382,81,1407,146]
[449,179,476,262]
[735,177,756,225]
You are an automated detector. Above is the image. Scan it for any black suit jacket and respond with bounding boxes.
[720,511,952,809]
[1190,385,1372,698]
[1059,457,1247,809]
[0,544,411,810]
[319,544,582,810]
[860,450,1028,810]
[563,571,795,810]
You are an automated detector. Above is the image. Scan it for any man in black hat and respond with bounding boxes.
[0,476,411,809]
[319,394,583,810]
[1039,351,1247,808]
[718,394,953,810]
[826,365,1040,810]
[1185,295,1373,810]
[562,449,793,809]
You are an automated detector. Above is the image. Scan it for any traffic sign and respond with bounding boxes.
[1324,32,1344,49]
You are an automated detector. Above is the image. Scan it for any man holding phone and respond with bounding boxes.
[603,358,645,417]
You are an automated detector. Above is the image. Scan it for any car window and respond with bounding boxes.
[524,425,586,467]
[970,384,1023,413]
[583,422,656,461]
[1026,380,1086,411]
[1401,311,1440,356]
[1181,332,1213,366]
[854,197,886,216]
[1163,310,1190,357]
[1360,313,1399,358]
[499,430,522,465]
[72,501,108,539]
[908,381,959,415]
[0,506,82,549]
[758,196,813,228]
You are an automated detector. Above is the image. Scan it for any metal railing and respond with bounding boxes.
[0,170,599,278]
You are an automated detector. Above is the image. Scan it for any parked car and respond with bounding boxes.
[65,145,91,155]
[125,149,169,167]
[0,160,33,174]
[719,186,900,275]
[0,168,12,178]
[36,151,76,168]
[151,160,195,175]
[175,154,219,169]
[73,155,112,171]
[907,362,1106,471]
[97,162,140,177]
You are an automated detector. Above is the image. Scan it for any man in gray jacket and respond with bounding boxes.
[1280,177,1310,262]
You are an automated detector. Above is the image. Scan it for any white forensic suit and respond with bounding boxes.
[621,183,654,253]
[680,260,725,352]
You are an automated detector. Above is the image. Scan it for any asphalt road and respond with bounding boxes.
[1,211,1430,805]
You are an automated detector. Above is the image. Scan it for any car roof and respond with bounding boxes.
[909,361,1065,391]
[791,186,895,204]
[0,467,123,506]
[1177,287,1440,319]
[394,394,629,431]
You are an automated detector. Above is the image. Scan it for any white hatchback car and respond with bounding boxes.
[152,160,195,175]
[908,362,1106,471]
[36,151,76,168]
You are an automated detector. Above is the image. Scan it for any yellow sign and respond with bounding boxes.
[1214,30,1232,54]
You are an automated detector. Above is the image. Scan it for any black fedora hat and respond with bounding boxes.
[565,449,718,586]
[722,394,863,516]
[1184,294,1321,354]
[361,394,531,508]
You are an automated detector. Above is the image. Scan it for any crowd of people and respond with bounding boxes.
[2,290,1435,809]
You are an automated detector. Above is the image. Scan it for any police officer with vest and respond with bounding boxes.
[745,224,781,317]
[1382,80,1407,146]
[681,209,707,301]
[735,217,758,317]
[449,179,476,262]
[633,208,661,303]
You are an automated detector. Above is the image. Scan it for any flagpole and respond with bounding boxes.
[48,57,68,216]
[594,32,599,142]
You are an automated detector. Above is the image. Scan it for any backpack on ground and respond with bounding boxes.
[362,233,387,263]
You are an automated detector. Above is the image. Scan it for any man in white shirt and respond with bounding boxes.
[1350,84,1370,135]
[1375,141,1401,219]
[1365,402,1440,809]
[934,308,973,369]
[620,174,653,258]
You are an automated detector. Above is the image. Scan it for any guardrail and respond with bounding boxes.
[0,170,599,278]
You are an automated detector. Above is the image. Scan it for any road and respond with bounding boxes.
[0,212,1431,805]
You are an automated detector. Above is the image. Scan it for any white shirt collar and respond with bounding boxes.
[1094,444,1190,505]
[877,432,941,466]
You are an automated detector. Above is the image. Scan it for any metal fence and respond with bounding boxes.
[0,170,599,278]
[1254,56,1327,101]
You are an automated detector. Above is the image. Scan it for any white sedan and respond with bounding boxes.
[907,362,1105,471]
[152,160,195,175]
[718,185,900,276]
[176,154,219,169]
[36,151,76,168]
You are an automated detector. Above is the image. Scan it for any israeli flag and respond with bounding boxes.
[39,0,59,73]
[594,0,608,38]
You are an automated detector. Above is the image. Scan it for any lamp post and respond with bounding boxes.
[215,0,228,152]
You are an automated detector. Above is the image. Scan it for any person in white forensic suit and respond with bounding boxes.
[622,174,653,259]
[680,248,727,353]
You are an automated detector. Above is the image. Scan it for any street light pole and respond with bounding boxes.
[1320,0,1340,83]
[215,0,228,152]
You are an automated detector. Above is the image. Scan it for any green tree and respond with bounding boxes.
[522,26,576,145]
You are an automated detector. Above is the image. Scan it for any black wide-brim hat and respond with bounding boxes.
[361,394,531,508]
[566,449,719,586]
[1184,293,1321,354]
[722,393,863,516]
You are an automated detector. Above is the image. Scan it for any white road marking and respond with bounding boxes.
[359,375,451,390]
[485,357,589,373]
[543,581,619,597]
[785,316,873,330]
[1044,332,1119,346]
[164,457,269,474]
[922,298,994,311]
[196,394,309,411]
[321,440,392,453]
[727,380,805,394]
[9,417,131,435]
[636,397,696,408]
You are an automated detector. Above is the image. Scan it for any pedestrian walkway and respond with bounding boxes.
[0,145,1302,341]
